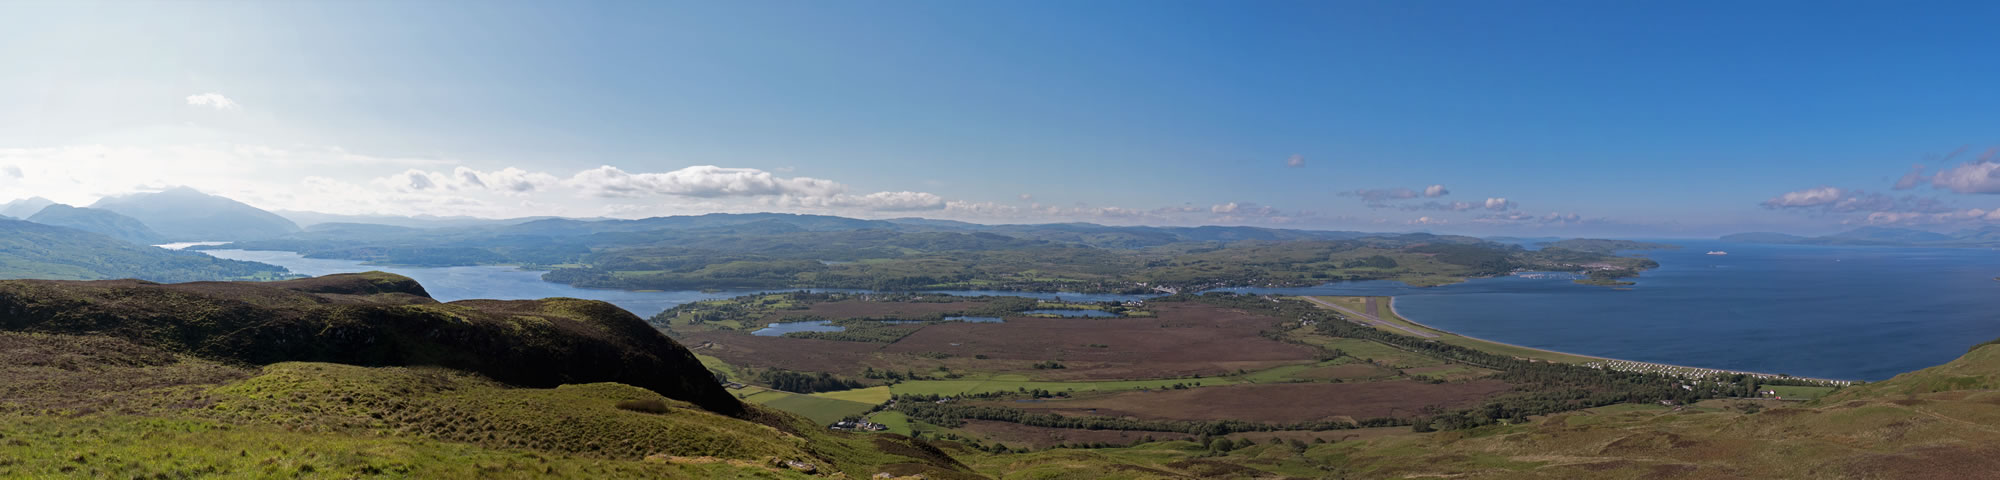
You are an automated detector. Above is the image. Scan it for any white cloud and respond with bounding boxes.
[1210,202,1278,216]
[185,92,239,110]
[1,165,18,178]
[566,165,846,199]
[1929,161,2000,194]
[1018,193,1033,201]
[1762,187,1848,208]
[828,191,945,211]
[1483,197,1515,211]
[1424,184,1449,198]
[1285,154,1305,168]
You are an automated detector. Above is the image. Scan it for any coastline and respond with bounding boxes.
[1376,296,1856,385]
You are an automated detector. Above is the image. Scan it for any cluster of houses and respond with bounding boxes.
[1583,359,1854,387]
[830,419,888,432]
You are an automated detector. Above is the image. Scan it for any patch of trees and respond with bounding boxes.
[1339,255,1399,269]
[894,400,1407,436]
[1031,361,1067,370]
[754,369,866,394]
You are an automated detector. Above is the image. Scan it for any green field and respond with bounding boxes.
[810,385,893,404]
[867,411,915,436]
[736,385,875,424]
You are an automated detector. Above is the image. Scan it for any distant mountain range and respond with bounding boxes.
[90,187,301,242]
[25,204,166,244]
[1722,226,2000,247]
[0,196,55,219]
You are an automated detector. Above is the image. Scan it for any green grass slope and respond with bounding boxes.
[0,331,975,479]
[0,272,745,416]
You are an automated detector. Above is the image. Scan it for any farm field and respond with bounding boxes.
[733,385,874,425]
[990,380,1514,423]
[811,385,893,404]
[890,373,1244,397]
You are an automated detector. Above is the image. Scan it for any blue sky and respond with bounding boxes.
[3,1,1999,236]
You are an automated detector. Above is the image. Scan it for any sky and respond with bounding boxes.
[3,1,2000,237]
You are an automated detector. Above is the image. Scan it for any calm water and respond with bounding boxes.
[206,243,2000,381]
[196,250,1152,319]
[1229,240,2000,381]
[1021,309,1120,318]
[751,320,844,337]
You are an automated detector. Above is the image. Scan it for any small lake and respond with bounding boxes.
[944,316,1005,323]
[751,320,844,337]
[1020,309,1120,318]
[194,249,1155,319]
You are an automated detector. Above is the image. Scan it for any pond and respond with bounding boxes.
[1020,309,1120,318]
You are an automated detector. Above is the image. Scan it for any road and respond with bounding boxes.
[1299,296,1439,338]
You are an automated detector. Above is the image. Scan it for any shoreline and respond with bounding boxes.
[1377,296,1856,385]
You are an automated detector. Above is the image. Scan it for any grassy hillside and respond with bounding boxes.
[0,219,290,282]
[0,272,744,416]
[0,331,975,479]
[0,275,982,479]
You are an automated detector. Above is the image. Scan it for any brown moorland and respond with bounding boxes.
[993,380,1513,423]
[884,302,1320,380]
[688,301,1322,380]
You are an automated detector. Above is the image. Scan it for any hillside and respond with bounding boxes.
[0,196,56,218]
[0,274,978,478]
[0,272,744,416]
[947,341,2000,479]
[90,186,301,241]
[25,204,166,244]
[210,210,1662,292]
[0,219,289,282]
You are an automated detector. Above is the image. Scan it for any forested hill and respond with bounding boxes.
[203,212,1666,292]
[0,219,290,282]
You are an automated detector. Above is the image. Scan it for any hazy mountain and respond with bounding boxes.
[0,218,289,282]
[0,196,56,219]
[89,187,301,242]
[25,204,166,244]
[1722,227,1997,247]
[274,210,562,229]
[1826,226,1953,244]
[301,222,425,235]
[1719,232,1810,244]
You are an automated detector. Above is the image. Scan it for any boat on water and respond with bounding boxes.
[1706,251,1728,256]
